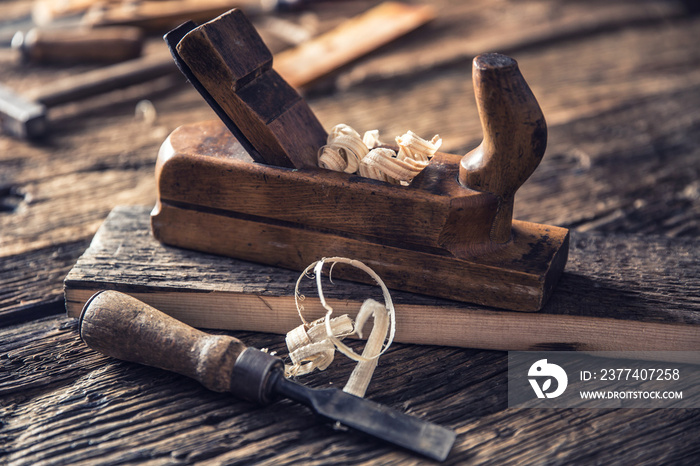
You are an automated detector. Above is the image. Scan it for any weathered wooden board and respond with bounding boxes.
[0,239,89,326]
[65,206,700,360]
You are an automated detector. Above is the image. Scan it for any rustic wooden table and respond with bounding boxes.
[2,0,699,464]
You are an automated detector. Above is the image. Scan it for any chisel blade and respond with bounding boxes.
[273,374,456,462]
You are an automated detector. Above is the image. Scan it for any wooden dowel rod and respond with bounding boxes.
[274,2,436,88]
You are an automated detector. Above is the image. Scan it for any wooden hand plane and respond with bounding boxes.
[151,9,569,312]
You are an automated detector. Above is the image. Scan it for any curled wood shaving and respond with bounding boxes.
[396,130,442,162]
[318,124,369,173]
[360,148,429,185]
[285,315,354,377]
[318,124,441,184]
[286,257,396,398]
[362,129,382,149]
[342,298,389,397]
[317,146,347,172]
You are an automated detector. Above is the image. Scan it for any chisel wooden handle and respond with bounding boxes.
[459,53,547,243]
[80,290,280,398]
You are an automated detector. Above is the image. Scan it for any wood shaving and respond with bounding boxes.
[318,124,441,184]
[134,100,157,125]
[396,130,442,162]
[342,298,389,397]
[285,315,354,377]
[285,257,396,398]
[318,124,369,173]
[360,148,429,185]
[362,129,382,149]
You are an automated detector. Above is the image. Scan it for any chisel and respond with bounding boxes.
[79,290,456,461]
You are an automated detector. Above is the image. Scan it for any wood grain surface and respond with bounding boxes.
[2,0,700,464]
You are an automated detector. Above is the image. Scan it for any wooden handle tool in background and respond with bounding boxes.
[274,2,436,88]
[12,26,144,65]
[79,290,456,461]
[0,51,178,140]
[82,0,267,32]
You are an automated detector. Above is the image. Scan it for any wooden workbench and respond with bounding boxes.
[2,0,699,464]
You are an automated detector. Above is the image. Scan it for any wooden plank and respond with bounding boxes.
[0,239,88,326]
[65,206,700,360]
[274,2,436,88]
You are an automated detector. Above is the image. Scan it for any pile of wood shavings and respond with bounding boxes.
[318,124,442,185]
[285,257,396,398]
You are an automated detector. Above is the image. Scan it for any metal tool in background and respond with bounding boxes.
[0,52,177,139]
[79,290,456,461]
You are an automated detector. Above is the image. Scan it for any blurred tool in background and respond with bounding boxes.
[0,52,177,139]
[1,0,315,49]
[0,1,434,140]
[36,0,318,31]
[12,26,144,64]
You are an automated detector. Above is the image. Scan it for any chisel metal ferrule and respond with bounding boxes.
[230,348,283,404]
